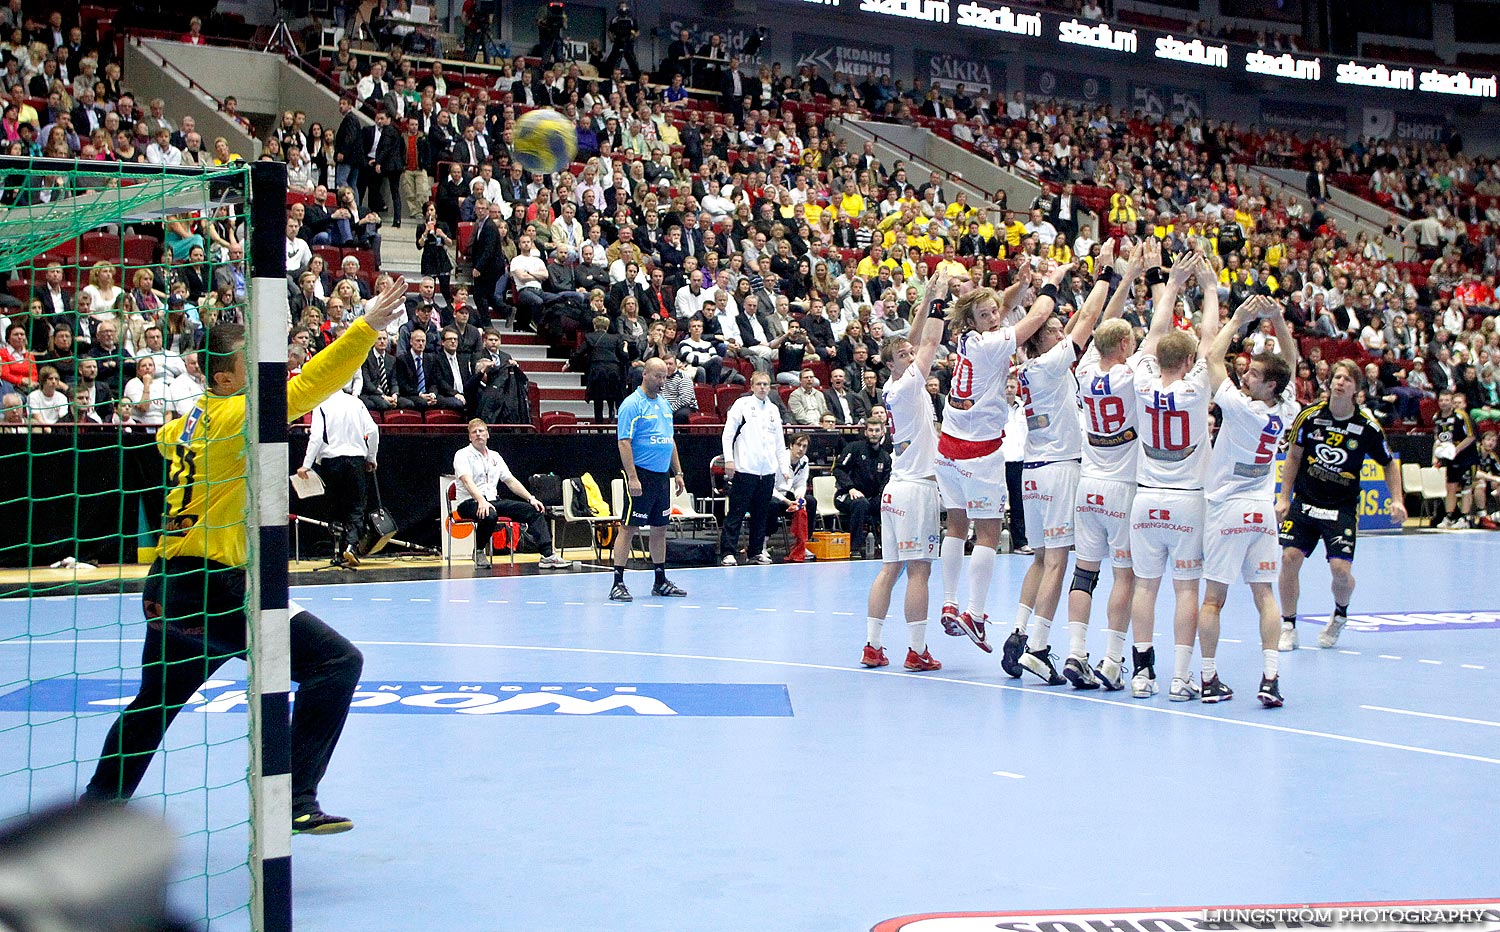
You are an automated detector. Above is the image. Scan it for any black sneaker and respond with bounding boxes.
[609,581,633,602]
[293,810,353,835]
[1257,675,1284,708]
[1018,648,1066,685]
[1000,630,1028,678]
[651,579,687,597]
[1200,674,1234,704]
[1063,655,1101,690]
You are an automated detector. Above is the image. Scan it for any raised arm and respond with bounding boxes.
[1013,261,1074,346]
[1267,296,1298,372]
[1208,293,1262,388]
[1101,239,1147,322]
[911,270,952,376]
[1064,239,1116,348]
[1194,254,1222,361]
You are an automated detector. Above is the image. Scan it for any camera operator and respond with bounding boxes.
[604,2,641,79]
[537,1,569,67]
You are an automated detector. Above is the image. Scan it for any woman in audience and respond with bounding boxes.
[581,314,627,421]
[418,203,454,300]
[121,354,168,428]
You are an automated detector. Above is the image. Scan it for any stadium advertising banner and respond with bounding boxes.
[657,15,768,66]
[793,33,895,80]
[916,49,1005,94]
[781,0,1496,100]
[1025,65,1111,106]
[1259,97,1348,133]
[1129,82,1206,122]
[1362,107,1448,142]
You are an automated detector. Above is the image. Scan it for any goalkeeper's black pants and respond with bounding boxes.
[85,559,363,817]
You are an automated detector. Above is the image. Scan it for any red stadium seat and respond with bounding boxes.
[122,235,158,265]
[694,383,716,414]
[383,410,423,425]
[714,384,747,419]
[540,411,578,432]
[424,409,464,425]
[81,232,120,259]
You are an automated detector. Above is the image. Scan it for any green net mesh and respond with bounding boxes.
[0,157,260,930]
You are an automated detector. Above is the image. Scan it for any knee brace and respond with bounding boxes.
[1069,565,1100,596]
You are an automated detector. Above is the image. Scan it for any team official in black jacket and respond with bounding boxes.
[835,416,892,551]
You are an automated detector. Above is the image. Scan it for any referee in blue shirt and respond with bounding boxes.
[611,357,689,601]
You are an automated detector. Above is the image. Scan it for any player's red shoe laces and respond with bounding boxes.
[860,644,890,667]
[957,612,992,653]
[904,648,942,671]
[940,602,962,637]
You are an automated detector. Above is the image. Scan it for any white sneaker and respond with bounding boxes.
[1095,656,1125,691]
[751,552,773,565]
[1278,621,1299,651]
[1437,516,1456,530]
[538,554,574,569]
[1318,613,1347,648]
[1169,676,1201,702]
[1130,668,1157,699]
[721,554,738,566]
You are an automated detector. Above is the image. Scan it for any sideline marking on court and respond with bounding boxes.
[1462,663,1486,670]
[1379,654,1403,660]
[1362,705,1500,728]
[1419,659,1442,665]
[332,639,1500,766]
[991,771,1025,779]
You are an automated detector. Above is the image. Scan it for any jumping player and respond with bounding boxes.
[861,272,950,671]
[1277,359,1406,649]
[1008,239,1118,684]
[1198,295,1299,706]
[938,261,1072,653]
[1128,254,1217,700]
[1067,239,1152,690]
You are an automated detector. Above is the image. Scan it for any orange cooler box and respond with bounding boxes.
[807,531,851,560]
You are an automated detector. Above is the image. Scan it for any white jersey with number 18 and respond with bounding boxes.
[1076,345,1142,483]
[1133,354,1212,490]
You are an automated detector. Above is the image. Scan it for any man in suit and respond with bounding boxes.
[433,328,476,411]
[361,110,404,227]
[395,329,463,411]
[1049,181,1079,242]
[71,87,105,137]
[663,28,695,83]
[822,367,870,425]
[359,331,405,410]
[1306,158,1329,204]
[31,262,71,320]
[470,200,507,327]
[720,56,748,122]
[500,163,529,210]
[334,96,366,201]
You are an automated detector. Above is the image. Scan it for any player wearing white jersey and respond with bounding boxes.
[937,262,1068,654]
[1061,240,1152,691]
[1007,240,1120,686]
[861,274,950,672]
[1128,255,1219,701]
[1199,295,1300,706]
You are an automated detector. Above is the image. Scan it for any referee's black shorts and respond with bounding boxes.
[626,469,671,528]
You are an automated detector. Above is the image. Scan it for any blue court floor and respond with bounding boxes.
[3,531,1500,931]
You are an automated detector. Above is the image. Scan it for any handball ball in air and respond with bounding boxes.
[512,108,577,174]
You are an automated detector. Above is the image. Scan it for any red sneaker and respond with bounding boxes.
[957,611,993,653]
[940,601,963,637]
[860,644,890,668]
[905,648,942,671]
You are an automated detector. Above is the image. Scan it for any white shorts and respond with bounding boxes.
[1203,497,1280,585]
[1021,460,1080,549]
[1074,475,1135,568]
[881,478,942,563]
[1129,488,1205,580]
[935,446,1007,519]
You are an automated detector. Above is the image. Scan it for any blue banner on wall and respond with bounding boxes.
[1025,66,1111,105]
[0,680,795,717]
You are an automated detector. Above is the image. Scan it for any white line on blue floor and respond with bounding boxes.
[1462,663,1486,670]
[1362,705,1500,728]
[992,771,1025,779]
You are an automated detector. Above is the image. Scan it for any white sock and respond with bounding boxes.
[1027,615,1053,651]
[1014,602,1033,634]
[907,620,927,654]
[966,545,997,620]
[866,617,883,649]
[1202,656,1217,680]
[1173,644,1193,682]
[1068,622,1089,660]
[1106,629,1127,663]
[1264,649,1279,678]
[940,536,965,603]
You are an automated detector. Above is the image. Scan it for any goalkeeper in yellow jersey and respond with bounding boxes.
[84,275,409,836]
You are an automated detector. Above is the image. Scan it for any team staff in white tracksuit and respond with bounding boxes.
[720,370,787,565]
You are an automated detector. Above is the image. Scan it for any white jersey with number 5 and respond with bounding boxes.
[1018,339,1082,462]
[1076,345,1142,483]
[883,363,938,482]
[943,327,1018,442]
[1133,354,1212,490]
[1206,378,1300,503]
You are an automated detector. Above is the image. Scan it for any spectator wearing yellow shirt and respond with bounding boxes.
[945,192,977,226]
[839,187,867,219]
[879,246,916,280]
[1004,213,1029,249]
[1046,239,1073,265]
[1108,180,1138,226]
[934,243,968,279]
[855,245,886,280]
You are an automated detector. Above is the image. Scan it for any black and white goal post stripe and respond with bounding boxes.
[246,160,293,932]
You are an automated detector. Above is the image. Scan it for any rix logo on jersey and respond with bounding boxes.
[967,497,992,511]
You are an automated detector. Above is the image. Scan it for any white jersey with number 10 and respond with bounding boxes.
[882,362,939,483]
[942,326,1018,442]
[1076,345,1142,483]
[1133,354,1212,490]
